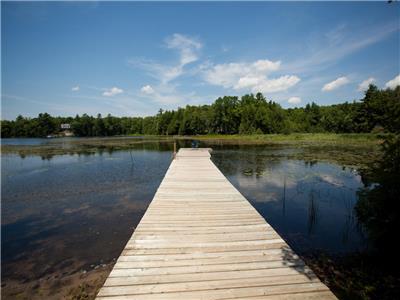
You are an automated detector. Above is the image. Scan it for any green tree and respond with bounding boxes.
[212,96,240,134]
[2,86,399,137]
[93,114,106,136]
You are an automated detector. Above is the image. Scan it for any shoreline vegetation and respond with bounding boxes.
[1,133,382,168]
[1,85,399,138]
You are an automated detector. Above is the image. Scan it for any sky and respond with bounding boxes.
[1,1,399,120]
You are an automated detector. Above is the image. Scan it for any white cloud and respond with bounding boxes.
[165,33,202,66]
[235,76,262,90]
[322,76,349,92]
[288,96,302,104]
[205,60,281,88]
[253,59,281,72]
[205,63,245,88]
[141,85,155,94]
[102,87,123,97]
[254,75,300,93]
[71,85,80,92]
[204,59,298,93]
[385,74,400,89]
[358,77,375,91]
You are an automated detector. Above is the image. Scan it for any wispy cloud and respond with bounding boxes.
[138,84,187,105]
[322,76,349,92]
[385,74,400,89]
[129,33,202,85]
[128,33,205,105]
[165,33,202,66]
[284,21,399,74]
[71,85,80,92]
[130,59,183,85]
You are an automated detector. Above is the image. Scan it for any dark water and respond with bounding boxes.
[1,138,368,291]
[210,146,367,255]
[1,143,173,285]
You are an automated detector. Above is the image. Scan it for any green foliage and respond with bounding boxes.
[212,96,240,134]
[1,85,399,137]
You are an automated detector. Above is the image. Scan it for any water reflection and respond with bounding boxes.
[3,138,180,161]
[1,140,369,298]
[1,145,172,298]
[211,147,367,255]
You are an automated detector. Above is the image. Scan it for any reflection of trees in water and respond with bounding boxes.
[282,174,286,217]
[16,141,176,161]
[301,175,361,244]
[212,148,284,177]
[307,190,318,235]
[341,192,357,245]
[212,147,369,255]
[304,160,317,167]
[356,135,400,256]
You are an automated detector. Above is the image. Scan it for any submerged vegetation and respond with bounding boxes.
[1,85,399,137]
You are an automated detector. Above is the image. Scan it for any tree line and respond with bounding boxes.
[1,85,399,138]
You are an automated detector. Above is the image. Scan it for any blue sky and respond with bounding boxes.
[2,1,399,120]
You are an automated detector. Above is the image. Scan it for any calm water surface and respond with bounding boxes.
[2,143,172,287]
[211,146,366,255]
[1,138,368,295]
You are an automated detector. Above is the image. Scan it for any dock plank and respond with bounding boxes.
[96,148,336,299]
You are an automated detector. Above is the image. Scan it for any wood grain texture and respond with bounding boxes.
[96,148,337,299]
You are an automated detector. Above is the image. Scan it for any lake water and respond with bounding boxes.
[1,138,368,298]
[210,146,366,255]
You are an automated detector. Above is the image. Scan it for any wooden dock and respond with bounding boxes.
[97,148,337,300]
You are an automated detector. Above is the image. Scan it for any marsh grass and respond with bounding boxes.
[1,134,382,168]
[180,133,385,145]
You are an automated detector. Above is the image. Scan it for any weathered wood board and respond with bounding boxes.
[96,148,337,300]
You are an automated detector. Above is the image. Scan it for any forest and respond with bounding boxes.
[1,85,399,137]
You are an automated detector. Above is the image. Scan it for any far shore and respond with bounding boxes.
[2,132,386,144]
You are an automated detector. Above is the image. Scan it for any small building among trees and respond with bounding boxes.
[60,123,73,136]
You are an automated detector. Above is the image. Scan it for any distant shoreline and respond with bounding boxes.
[1,132,384,145]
